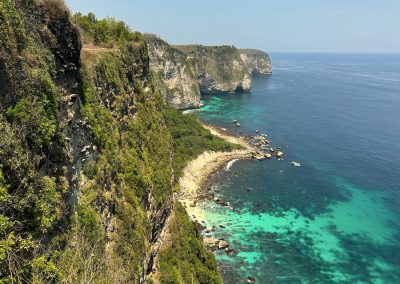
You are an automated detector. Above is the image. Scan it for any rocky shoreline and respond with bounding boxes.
[177,123,286,283]
[178,124,253,203]
[178,123,284,204]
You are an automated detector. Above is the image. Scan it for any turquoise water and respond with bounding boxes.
[194,54,400,283]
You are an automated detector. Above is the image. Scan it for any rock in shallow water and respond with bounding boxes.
[218,239,230,250]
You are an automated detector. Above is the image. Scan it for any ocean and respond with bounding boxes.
[193,54,400,283]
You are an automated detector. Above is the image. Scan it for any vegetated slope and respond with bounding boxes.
[1,3,233,283]
[162,107,242,179]
[1,0,83,281]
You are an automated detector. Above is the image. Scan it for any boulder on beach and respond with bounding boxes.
[225,247,236,256]
[276,151,284,158]
[215,199,230,206]
[253,151,267,160]
[194,221,207,231]
[203,237,219,251]
[218,239,229,250]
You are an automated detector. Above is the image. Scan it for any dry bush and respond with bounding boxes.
[34,0,70,18]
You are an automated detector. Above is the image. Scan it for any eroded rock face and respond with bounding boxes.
[240,49,272,75]
[176,44,250,94]
[146,35,272,109]
[145,34,201,110]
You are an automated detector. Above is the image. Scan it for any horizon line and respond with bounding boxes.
[266,51,400,55]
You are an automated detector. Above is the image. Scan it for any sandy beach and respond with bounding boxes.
[178,124,255,220]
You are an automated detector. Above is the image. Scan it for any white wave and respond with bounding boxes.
[269,83,283,89]
[225,159,238,171]
[182,109,196,114]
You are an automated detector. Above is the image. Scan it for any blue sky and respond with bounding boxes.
[65,0,400,53]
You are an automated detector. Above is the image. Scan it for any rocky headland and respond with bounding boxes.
[146,34,272,109]
[145,34,201,110]
[240,48,273,75]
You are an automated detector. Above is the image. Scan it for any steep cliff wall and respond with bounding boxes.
[145,34,200,110]
[240,48,272,75]
[0,0,91,281]
[146,36,272,109]
[175,44,252,94]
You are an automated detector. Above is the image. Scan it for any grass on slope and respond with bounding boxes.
[158,203,223,284]
[162,107,242,182]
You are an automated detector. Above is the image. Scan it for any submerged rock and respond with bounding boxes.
[225,247,236,256]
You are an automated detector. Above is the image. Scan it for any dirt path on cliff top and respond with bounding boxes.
[82,44,119,53]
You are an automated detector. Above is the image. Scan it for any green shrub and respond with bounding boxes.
[34,176,60,233]
[31,256,60,283]
[6,70,58,153]
[83,160,97,179]
[0,0,27,52]
[158,203,222,284]
[162,107,242,180]
[7,98,57,153]
[73,12,143,46]
[0,166,8,205]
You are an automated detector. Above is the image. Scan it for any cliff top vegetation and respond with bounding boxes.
[73,12,144,47]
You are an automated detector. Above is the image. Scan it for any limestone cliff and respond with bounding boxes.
[146,35,272,109]
[145,34,201,110]
[174,44,252,94]
[240,48,272,75]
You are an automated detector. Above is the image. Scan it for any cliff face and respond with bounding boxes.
[240,48,272,75]
[79,40,176,283]
[146,36,272,109]
[145,34,201,110]
[175,44,252,94]
[0,0,91,280]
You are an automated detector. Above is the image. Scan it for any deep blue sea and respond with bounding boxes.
[193,54,400,283]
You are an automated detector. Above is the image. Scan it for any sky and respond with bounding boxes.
[65,0,400,53]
